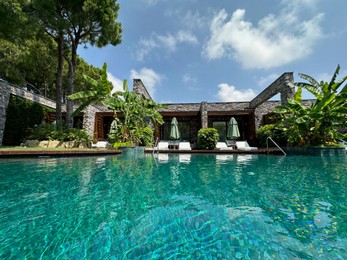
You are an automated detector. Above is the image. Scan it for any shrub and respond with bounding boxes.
[28,123,56,141]
[138,126,154,146]
[29,124,90,142]
[256,124,287,147]
[197,128,219,150]
[3,96,52,145]
[113,141,133,149]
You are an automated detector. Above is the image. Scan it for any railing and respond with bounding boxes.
[338,139,347,151]
[266,137,286,155]
[153,137,159,155]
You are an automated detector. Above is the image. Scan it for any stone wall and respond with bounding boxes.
[158,103,201,113]
[249,72,294,109]
[0,82,11,145]
[207,101,250,111]
[0,81,57,145]
[254,101,281,129]
[81,105,100,138]
[133,79,152,100]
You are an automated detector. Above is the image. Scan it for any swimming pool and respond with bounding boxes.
[0,153,346,259]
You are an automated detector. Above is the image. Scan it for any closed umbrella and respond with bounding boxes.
[170,117,180,140]
[170,117,180,149]
[109,119,118,135]
[227,117,240,141]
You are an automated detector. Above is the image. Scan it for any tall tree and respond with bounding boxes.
[30,0,69,124]
[32,0,122,128]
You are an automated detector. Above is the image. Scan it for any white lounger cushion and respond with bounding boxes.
[216,142,233,150]
[92,141,109,148]
[179,142,191,150]
[235,141,258,150]
[158,141,169,150]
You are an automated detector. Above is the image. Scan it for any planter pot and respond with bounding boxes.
[283,146,346,156]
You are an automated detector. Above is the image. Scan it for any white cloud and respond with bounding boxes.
[130,67,162,98]
[203,2,324,69]
[141,0,167,6]
[177,30,199,45]
[107,72,123,94]
[182,73,197,84]
[137,38,158,62]
[136,31,198,61]
[217,83,256,102]
[181,10,206,30]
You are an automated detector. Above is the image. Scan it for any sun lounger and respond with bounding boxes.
[92,141,109,148]
[158,141,169,150]
[216,142,233,150]
[179,142,192,150]
[235,141,258,150]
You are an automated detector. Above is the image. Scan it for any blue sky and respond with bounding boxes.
[79,0,347,103]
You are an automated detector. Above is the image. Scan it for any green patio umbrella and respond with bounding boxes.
[227,117,240,140]
[109,119,118,135]
[170,117,180,140]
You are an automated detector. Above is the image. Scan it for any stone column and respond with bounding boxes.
[0,83,11,145]
[200,101,208,128]
[82,105,97,140]
[280,82,295,105]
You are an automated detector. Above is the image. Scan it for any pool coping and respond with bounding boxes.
[145,148,282,154]
[0,149,122,158]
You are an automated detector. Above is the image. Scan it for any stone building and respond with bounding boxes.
[0,72,295,146]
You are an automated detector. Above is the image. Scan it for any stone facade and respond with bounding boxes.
[0,81,56,145]
[0,82,11,145]
[133,79,152,100]
[0,72,302,145]
[81,105,102,138]
[249,72,294,109]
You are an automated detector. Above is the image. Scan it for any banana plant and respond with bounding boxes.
[69,62,165,145]
[275,65,347,146]
[68,63,112,117]
[103,80,165,144]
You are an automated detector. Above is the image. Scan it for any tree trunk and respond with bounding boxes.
[55,31,64,126]
[65,41,78,129]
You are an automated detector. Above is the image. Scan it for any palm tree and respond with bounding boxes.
[275,65,347,146]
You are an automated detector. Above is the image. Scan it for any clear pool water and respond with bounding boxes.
[0,153,346,259]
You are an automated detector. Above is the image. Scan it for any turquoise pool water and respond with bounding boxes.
[0,153,346,259]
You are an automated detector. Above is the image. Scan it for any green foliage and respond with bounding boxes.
[197,128,219,150]
[256,124,287,147]
[69,63,113,117]
[103,80,164,145]
[29,124,90,142]
[274,65,347,146]
[137,125,154,147]
[31,0,122,128]
[3,96,51,145]
[28,123,55,141]
[113,141,133,149]
[70,64,164,146]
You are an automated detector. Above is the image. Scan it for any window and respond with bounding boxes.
[213,121,226,141]
[162,120,191,141]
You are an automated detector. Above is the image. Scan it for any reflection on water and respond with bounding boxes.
[0,154,346,259]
